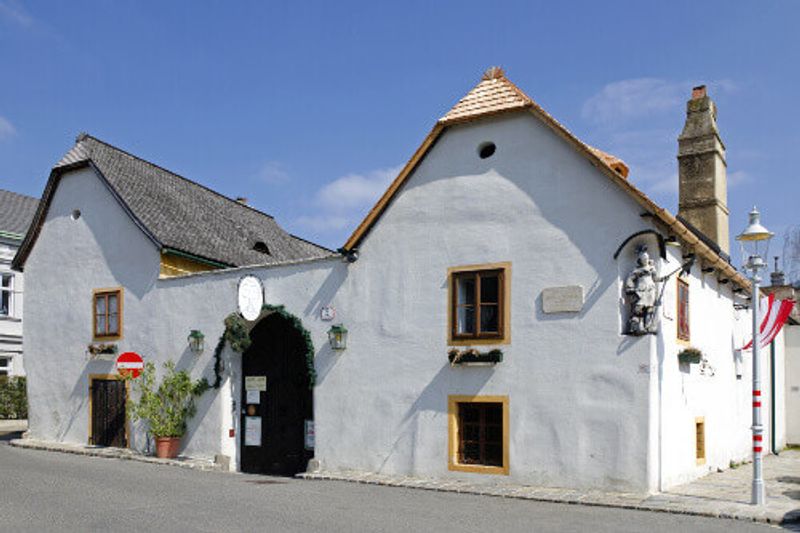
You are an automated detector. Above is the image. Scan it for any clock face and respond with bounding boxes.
[238,276,264,321]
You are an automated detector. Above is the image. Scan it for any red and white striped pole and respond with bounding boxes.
[750,266,765,505]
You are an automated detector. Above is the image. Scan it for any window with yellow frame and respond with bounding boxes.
[448,395,509,475]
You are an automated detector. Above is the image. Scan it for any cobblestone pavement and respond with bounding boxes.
[300,450,800,527]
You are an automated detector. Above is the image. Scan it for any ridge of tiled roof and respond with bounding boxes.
[345,67,749,291]
[16,134,333,269]
[0,189,39,238]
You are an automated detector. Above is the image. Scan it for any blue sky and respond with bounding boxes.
[0,1,796,265]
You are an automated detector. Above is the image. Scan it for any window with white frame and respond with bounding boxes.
[0,274,12,317]
[0,356,10,376]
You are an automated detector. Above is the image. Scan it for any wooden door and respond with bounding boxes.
[91,378,127,447]
[240,314,313,475]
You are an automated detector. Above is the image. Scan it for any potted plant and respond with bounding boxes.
[125,360,209,459]
[447,348,504,366]
[678,347,703,365]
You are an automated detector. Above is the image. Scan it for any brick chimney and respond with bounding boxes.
[677,85,730,254]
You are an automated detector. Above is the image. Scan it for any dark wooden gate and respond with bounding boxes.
[90,378,127,447]
[241,314,313,475]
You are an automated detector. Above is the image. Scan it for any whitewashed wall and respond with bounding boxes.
[23,110,775,493]
[654,244,772,489]
[0,237,24,376]
[785,326,800,444]
[312,113,656,492]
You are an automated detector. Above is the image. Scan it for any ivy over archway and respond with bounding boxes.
[211,304,316,389]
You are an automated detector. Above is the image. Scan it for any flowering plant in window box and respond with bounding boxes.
[678,347,703,365]
[87,343,118,356]
[448,348,503,366]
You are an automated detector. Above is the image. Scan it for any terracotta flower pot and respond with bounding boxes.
[155,437,181,459]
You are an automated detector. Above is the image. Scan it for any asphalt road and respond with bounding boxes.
[0,433,779,533]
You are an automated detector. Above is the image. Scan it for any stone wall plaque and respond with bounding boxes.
[542,285,584,314]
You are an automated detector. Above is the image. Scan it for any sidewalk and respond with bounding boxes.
[0,419,28,433]
[9,437,224,472]
[300,451,800,526]
[9,432,800,526]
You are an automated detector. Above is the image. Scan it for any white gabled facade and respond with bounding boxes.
[18,69,784,494]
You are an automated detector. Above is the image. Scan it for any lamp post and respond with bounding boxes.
[735,206,774,506]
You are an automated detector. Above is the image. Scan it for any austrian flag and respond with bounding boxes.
[742,293,796,350]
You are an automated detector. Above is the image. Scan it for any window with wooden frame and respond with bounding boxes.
[1,273,13,317]
[677,278,690,342]
[448,395,509,475]
[93,288,123,340]
[695,417,706,465]
[448,263,510,345]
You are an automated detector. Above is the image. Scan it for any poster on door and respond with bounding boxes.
[245,416,261,446]
[246,390,260,404]
[304,420,315,450]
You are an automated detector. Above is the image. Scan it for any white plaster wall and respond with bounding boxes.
[22,168,170,449]
[22,165,344,462]
[786,326,800,444]
[152,258,343,468]
[0,237,24,376]
[312,113,655,492]
[656,246,759,489]
[772,328,786,451]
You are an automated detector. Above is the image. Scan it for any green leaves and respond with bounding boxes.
[0,376,27,419]
[126,360,208,438]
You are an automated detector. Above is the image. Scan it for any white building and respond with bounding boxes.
[0,189,38,377]
[14,69,783,493]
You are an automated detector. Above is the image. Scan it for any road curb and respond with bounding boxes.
[8,438,223,472]
[298,472,793,526]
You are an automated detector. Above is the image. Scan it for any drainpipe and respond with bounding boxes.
[771,340,779,455]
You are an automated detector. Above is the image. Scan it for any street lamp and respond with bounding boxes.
[736,206,774,506]
[188,329,205,354]
[327,324,348,351]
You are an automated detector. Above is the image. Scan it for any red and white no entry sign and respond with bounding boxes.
[116,352,144,379]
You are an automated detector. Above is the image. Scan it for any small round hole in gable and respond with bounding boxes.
[71,209,81,220]
[478,142,496,159]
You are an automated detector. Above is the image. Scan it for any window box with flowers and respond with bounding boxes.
[678,347,703,365]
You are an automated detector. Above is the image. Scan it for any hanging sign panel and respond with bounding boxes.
[245,416,261,446]
[245,376,267,391]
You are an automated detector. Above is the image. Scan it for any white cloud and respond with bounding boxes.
[582,78,737,127]
[583,78,684,125]
[294,165,401,235]
[257,161,289,184]
[0,1,32,27]
[0,116,16,140]
[728,170,750,188]
[314,166,400,212]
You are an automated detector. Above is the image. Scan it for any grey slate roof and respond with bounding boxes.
[47,134,332,267]
[0,189,39,238]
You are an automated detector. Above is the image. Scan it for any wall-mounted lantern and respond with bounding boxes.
[327,324,348,351]
[188,329,205,354]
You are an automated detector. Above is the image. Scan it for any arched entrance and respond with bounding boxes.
[240,312,313,475]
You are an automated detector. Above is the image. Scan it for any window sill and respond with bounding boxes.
[93,335,122,342]
[0,316,21,323]
[448,462,509,476]
[448,337,509,347]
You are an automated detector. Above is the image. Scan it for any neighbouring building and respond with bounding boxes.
[14,68,784,493]
[0,189,39,376]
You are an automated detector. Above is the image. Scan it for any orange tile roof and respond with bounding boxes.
[344,67,748,291]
